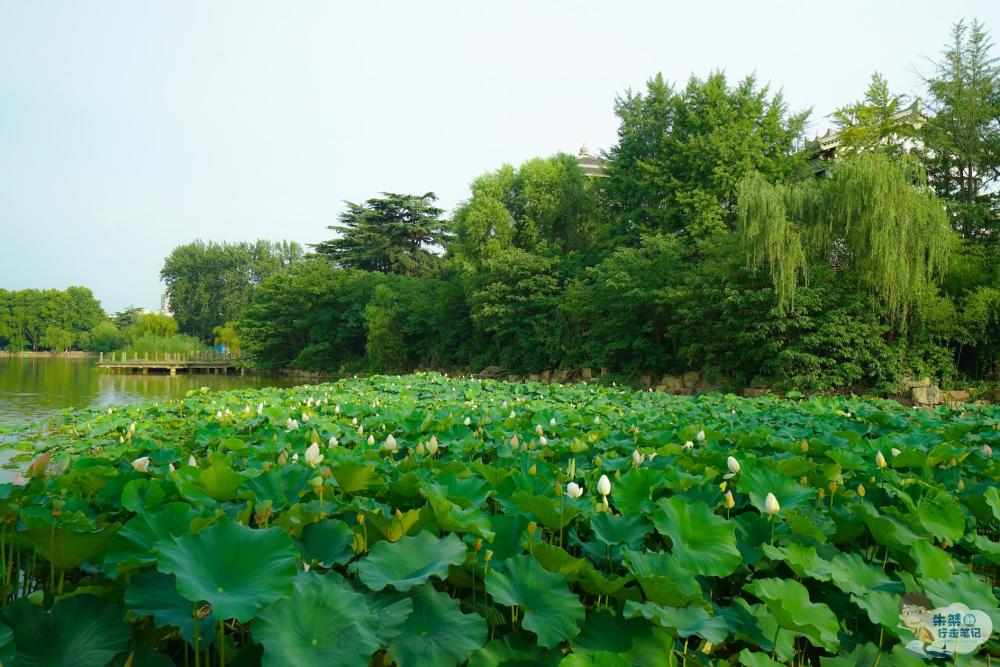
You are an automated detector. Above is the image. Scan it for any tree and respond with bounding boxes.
[919,19,1000,241]
[212,322,241,355]
[737,152,953,325]
[313,193,450,276]
[87,321,124,353]
[160,240,303,340]
[41,326,74,352]
[364,285,406,372]
[600,72,810,246]
[450,155,606,265]
[831,72,918,158]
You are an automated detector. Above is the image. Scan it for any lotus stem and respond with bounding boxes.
[193,603,201,667]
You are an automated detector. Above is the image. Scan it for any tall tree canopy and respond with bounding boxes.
[450,154,603,264]
[160,240,302,340]
[312,193,450,276]
[920,19,1000,241]
[0,287,105,351]
[831,72,918,158]
[600,72,810,245]
[738,153,953,323]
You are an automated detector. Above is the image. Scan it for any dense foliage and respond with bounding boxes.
[0,374,997,664]
[0,287,105,352]
[160,240,303,341]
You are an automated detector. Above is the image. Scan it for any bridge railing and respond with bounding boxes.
[98,351,246,364]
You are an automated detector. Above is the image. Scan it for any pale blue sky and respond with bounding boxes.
[2,1,998,312]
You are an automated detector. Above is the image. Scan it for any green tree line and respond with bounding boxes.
[160,20,1000,391]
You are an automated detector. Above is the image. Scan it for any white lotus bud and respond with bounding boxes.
[511,435,519,449]
[357,425,364,435]
[891,448,902,458]
[427,435,439,455]
[335,404,341,414]
[696,430,705,442]
[305,442,323,467]
[536,424,544,436]
[328,436,339,447]
[131,456,150,473]
[257,403,264,415]
[632,450,644,466]
[216,411,223,419]
[509,411,517,419]
[291,452,299,462]
[464,416,471,426]
[244,406,250,414]
[107,407,113,414]
[168,463,176,472]
[385,434,398,451]
[129,422,137,433]
[594,416,601,425]
[764,492,780,516]
[188,455,197,467]
[875,451,887,469]
[301,413,310,423]
[566,482,583,499]
[502,401,508,409]
[683,441,694,450]
[727,456,741,475]
[597,474,612,497]
[550,417,556,427]
[367,434,375,446]
[539,436,548,446]
[352,417,358,425]
[982,444,992,457]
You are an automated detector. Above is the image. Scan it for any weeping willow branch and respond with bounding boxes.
[738,153,953,327]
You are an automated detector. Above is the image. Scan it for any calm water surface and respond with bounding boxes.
[0,355,304,426]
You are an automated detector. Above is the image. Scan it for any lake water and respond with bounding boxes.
[0,355,305,426]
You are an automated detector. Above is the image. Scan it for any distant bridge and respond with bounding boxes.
[98,351,246,375]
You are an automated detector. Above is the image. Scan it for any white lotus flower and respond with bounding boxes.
[891,448,902,457]
[328,436,339,447]
[257,403,264,415]
[107,407,113,414]
[243,406,250,414]
[305,442,323,467]
[683,441,694,450]
[384,434,398,451]
[764,492,780,516]
[727,456,741,475]
[597,474,612,497]
[367,434,375,446]
[632,450,644,466]
[550,417,557,427]
[352,417,358,425]
[566,482,584,499]
[131,456,150,473]
[594,416,601,425]
[464,416,471,426]
[427,435,439,455]
[216,411,223,419]
[696,430,706,442]
[509,411,517,419]
[875,451,887,469]
[291,452,299,462]
[129,422,137,433]
[335,404,341,414]
[188,455,197,467]
[286,418,299,430]
[301,413,310,423]
[539,436,548,446]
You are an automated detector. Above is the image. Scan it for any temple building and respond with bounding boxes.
[576,145,606,177]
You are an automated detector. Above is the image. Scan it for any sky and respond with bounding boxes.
[2,1,999,312]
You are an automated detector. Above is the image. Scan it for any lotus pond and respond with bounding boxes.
[0,373,997,666]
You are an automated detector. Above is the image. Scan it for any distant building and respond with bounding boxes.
[576,145,606,177]
[159,291,172,316]
[807,99,926,163]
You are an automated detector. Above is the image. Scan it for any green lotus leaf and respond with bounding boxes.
[512,492,582,530]
[363,590,414,645]
[740,466,813,514]
[253,572,381,667]
[468,632,562,667]
[915,487,964,543]
[559,653,631,666]
[331,460,378,493]
[352,531,466,591]
[651,496,741,577]
[986,486,1000,521]
[720,598,794,662]
[744,578,840,652]
[738,650,784,667]
[589,512,650,548]
[124,569,216,644]
[623,601,727,644]
[625,550,702,607]
[0,621,13,667]
[104,502,202,572]
[120,477,172,512]
[570,609,674,667]
[922,571,1000,626]
[910,539,953,579]
[849,590,902,637]
[299,518,357,567]
[761,543,832,581]
[827,551,902,597]
[486,554,585,648]
[22,524,119,570]
[427,488,495,539]
[531,543,591,579]
[610,468,660,515]
[365,507,423,542]
[387,584,487,667]
[1,595,130,667]
[156,517,298,621]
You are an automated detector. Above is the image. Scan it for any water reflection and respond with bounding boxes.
[0,356,306,426]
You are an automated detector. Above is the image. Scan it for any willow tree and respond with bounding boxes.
[737,152,953,325]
